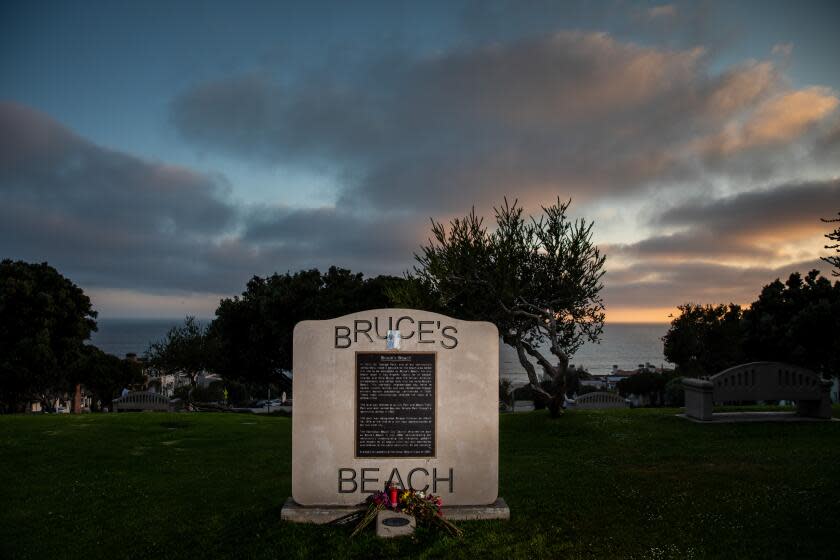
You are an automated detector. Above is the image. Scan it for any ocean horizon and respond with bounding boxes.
[90,318,672,379]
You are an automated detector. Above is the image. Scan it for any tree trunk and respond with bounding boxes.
[519,340,568,417]
[503,335,553,406]
[547,393,563,417]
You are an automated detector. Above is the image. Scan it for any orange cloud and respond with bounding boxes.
[697,87,839,156]
[743,87,838,144]
[705,61,777,115]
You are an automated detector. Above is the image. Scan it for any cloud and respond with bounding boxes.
[771,42,793,57]
[814,114,840,161]
[0,102,417,302]
[604,258,826,309]
[695,87,839,157]
[609,231,775,261]
[657,179,840,237]
[6,25,840,319]
[612,179,840,263]
[648,4,677,19]
[703,61,778,115]
[0,102,244,290]
[170,31,836,218]
[0,103,236,291]
[240,205,424,273]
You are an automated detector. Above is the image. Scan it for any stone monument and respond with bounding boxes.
[281,308,509,522]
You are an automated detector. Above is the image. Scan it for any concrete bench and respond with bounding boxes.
[574,391,629,409]
[112,391,172,412]
[683,362,832,421]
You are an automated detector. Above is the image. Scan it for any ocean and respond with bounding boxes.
[90,319,671,380]
[89,319,196,358]
[499,323,672,387]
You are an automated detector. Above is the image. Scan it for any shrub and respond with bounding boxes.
[191,381,224,403]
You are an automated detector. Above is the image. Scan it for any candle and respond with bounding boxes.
[389,485,398,508]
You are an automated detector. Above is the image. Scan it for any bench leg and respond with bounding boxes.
[684,386,713,421]
[797,385,832,419]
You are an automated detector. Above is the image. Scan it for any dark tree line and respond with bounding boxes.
[0,260,142,412]
[13,204,833,413]
[209,267,401,390]
[665,213,840,380]
[2,260,407,411]
[146,267,405,401]
[664,270,840,378]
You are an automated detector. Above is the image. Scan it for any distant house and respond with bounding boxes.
[604,364,656,390]
[605,365,635,390]
[196,371,223,387]
[27,387,93,413]
[580,378,607,390]
[145,365,221,396]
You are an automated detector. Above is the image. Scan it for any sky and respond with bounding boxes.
[2,0,839,322]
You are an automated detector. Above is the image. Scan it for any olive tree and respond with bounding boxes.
[410,198,606,416]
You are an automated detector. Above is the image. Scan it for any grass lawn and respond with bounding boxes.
[2,407,839,559]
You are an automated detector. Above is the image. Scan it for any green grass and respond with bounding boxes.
[2,407,839,559]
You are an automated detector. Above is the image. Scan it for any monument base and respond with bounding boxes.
[280,496,510,524]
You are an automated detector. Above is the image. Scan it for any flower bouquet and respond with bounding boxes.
[330,483,462,538]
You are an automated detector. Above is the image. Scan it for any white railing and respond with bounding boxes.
[112,391,171,412]
[574,391,629,409]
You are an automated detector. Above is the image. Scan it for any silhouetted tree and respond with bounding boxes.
[75,346,144,411]
[0,260,97,412]
[209,267,403,389]
[742,270,840,377]
[662,303,744,377]
[403,198,606,417]
[146,316,211,388]
[822,212,840,276]
[617,371,669,405]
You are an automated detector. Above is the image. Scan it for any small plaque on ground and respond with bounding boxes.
[376,510,416,538]
[356,352,435,458]
[382,517,411,527]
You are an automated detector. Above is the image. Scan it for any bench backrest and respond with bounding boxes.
[709,362,823,402]
[113,391,170,411]
[575,391,629,409]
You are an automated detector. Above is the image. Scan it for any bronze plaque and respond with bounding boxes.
[355,352,435,458]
